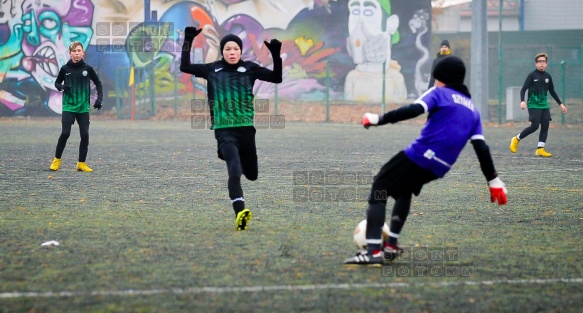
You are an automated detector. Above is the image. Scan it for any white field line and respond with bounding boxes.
[1,278,582,299]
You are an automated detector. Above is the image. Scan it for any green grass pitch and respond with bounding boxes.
[1,119,581,312]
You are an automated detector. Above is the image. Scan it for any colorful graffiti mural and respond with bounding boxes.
[0,0,431,116]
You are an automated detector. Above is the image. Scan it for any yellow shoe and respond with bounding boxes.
[235,208,252,230]
[49,157,61,171]
[535,148,552,157]
[76,162,93,172]
[509,136,519,153]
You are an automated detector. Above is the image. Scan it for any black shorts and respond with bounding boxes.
[214,126,257,160]
[61,111,90,125]
[527,108,551,123]
[371,151,438,200]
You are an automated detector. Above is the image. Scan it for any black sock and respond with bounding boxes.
[233,199,245,215]
[387,236,398,246]
[366,202,386,255]
[387,195,411,247]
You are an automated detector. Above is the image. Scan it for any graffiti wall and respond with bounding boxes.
[0,0,431,116]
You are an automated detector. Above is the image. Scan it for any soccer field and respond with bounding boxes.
[1,119,581,312]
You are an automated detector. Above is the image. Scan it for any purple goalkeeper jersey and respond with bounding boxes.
[404,86,484,178]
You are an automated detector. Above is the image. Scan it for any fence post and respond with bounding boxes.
[150,64,155,117]
[274,84,278,116]
[115,67,121,119]
[325,61,330,122]
[174,60,178,118]
[131,67,136,121]
[580,45,583,100]
[381,61,386,113]
[560,60,565,125]
[497,0,503,124]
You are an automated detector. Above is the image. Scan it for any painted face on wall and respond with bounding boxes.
[0,6,24,81]
[348,0,384,38]
[347,0,399,65]
[19,0,93,91]
[347,0,384,64]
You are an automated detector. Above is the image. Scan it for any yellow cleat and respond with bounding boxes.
[49,157,61,171]
[509,136,519,153]
[535,148,552,157]
[76,162,93,172]
[235,208,252,230]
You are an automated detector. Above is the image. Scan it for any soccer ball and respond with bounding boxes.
[353,219,390,251]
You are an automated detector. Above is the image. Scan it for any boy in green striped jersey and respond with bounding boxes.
[50,41,103,172]
[180,27,282,230]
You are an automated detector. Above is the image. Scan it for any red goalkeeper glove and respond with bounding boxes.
[488,177,508,205]
[362,113,380,129]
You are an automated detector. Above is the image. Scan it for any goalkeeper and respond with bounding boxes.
[180,27,282,230]
[344,56,508,266]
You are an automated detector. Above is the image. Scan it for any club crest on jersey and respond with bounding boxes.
[237,67,246,73]
[82,70,88,76]
[545,78,549,83]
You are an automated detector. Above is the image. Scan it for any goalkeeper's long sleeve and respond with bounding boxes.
[378,104,425,125]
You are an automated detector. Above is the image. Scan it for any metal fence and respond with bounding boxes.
[114,65,156,120]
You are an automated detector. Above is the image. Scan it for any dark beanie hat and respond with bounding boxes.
[432,56,466,85]
[440,40,450,48]
[220,34,243,52]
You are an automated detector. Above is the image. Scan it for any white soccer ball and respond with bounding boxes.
[353,219,390,251]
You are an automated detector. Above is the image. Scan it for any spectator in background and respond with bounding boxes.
[427,40,451,89]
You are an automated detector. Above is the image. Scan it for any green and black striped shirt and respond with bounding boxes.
[180,51,282,129]
[54,59,103,113]
[520,69,562,109]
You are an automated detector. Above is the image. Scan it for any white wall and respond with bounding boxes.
[523,0,583,30]
[433,0,583,33]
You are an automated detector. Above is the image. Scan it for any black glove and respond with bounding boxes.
[93,99,102,110]
[264,39,282,55]
[184,27,202,41]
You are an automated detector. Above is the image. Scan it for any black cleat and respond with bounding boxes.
[343,251,384,266]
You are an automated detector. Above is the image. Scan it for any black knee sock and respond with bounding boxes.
[388,194,412,246]
[366,202,386,253]
[221,143,245,215]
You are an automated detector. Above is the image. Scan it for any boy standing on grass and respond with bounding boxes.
[509,53,568,157]
[50,41,103,172]
[344,56,508,266]
[180,27,282,230]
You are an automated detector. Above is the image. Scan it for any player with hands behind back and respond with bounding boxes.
[345,56,507,266]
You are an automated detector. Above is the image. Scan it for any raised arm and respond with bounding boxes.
[180,27,203,75]
[256,39,282,83]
